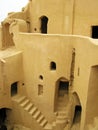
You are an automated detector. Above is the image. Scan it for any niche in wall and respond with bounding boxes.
[50,61,56,70]
[38,84,43,95]
[39,75,43,80]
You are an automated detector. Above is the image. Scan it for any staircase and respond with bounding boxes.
[57,95,68,111]
[53,94,70,130]
[12,95,52,130]
[12,94,74,130]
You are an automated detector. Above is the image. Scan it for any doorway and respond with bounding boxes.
[54,77,69,111]
[11,82,18,96]
[0,108,6,125]
[58,80,69,97]
[71,92,82,129]
[40,16,48,33]
[0,108,11,129]
[73,105,82,124]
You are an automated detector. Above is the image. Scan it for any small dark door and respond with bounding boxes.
[40,16,48,33]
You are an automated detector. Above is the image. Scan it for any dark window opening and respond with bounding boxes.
[40,16,48,34]
[92,26,98,39]
[58,81,69,96]
[39,75,43,80]
[73,105,82,124]
[50,62,56,70]
[11,82,18,96]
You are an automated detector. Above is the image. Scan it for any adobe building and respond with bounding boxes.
[0,0,98,130]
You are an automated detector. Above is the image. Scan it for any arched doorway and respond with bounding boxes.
[54,77,69,111]
[73,105,82,124]
[40,16,48,33]
[0,108,11,128]
[72,92,82,129]
[0,108,6,125]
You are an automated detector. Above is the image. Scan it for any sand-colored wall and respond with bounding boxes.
[0,27,98,128]
[2,0,98,37]
[0,50,24,108]
[73,0,98,37]
[28,0,98,37]
[72,38,98,130]
[0,26,2,49]
[29,0,74,34]
[13,34,73,122]
[11,28,98,128]
[85,66,98,126]
[1,0,98,129]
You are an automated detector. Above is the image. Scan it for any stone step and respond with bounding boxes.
[20,99,30,107]
[58,96,68,101]
[24,103,34,112]
[29,107,38,115]
[57,102,66,106]
[37,115,45,123]
[57,106,66,111]
[58,111,67,116]
[40,119,48,127]
[13,95,52,129]
[57,115,67,120]
[16,96,27,103]
[33,111,41,119]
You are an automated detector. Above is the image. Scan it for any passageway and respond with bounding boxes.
[0,108,7,130]
[73,105,82,124]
